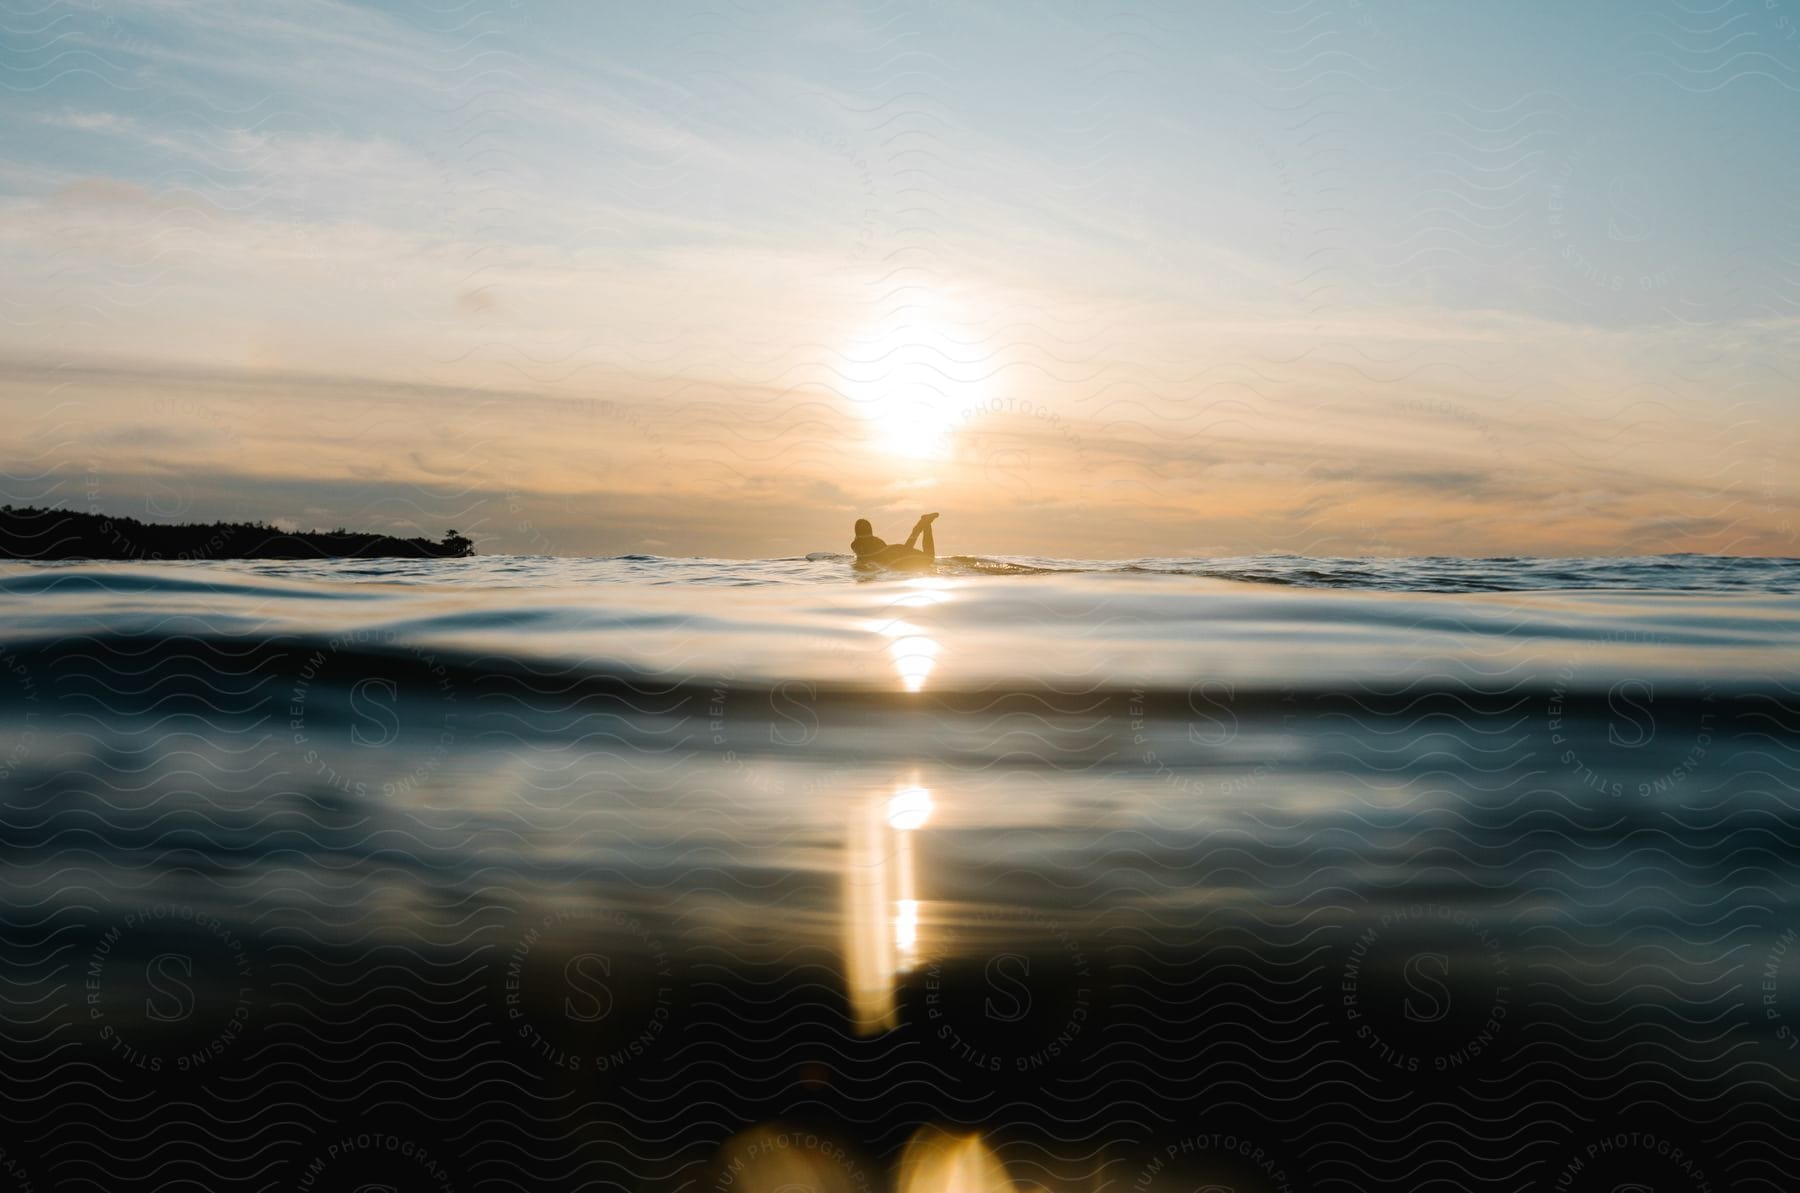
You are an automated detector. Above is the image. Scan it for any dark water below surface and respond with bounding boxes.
[1,556,1797,1191]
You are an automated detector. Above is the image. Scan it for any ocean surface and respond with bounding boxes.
[2,553,1798,1192]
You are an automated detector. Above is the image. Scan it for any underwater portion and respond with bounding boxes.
[1,555,1796,1192]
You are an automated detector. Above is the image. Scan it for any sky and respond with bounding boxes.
[2,0,1798,558]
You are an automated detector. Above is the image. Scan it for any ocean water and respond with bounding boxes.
[2,554,1798,1192]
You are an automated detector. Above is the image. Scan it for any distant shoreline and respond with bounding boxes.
[0,506,474,561]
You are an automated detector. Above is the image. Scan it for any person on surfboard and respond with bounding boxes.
[851,513,938,571]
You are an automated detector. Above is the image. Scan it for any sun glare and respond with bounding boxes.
[839,303,996,460]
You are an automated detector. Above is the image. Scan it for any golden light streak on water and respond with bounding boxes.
[896,1125,1014,1193]
[844,783,933,1034]
[868,579,954,691]
[887,632,938,692]
[843,794,897,1035]
[886,786,933,830]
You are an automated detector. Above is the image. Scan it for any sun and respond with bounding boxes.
[838,302,996,460]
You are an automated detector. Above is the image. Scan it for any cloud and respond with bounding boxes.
[51,177,156,209]
[1390,468,1495,494]
[39,110,135,134]
[3,4,1795,558]
[81,423,233,449]
[2,346,1788,558]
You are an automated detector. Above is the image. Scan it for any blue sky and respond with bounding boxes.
[2,0,1796,556]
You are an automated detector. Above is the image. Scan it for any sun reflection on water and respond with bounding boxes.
[869,578,956,692]
[896,1126,1014,1193]
[710,1124,1020,1193]
[844,781,934,1035]
[889,634,938,692]
[842,582,960,1029]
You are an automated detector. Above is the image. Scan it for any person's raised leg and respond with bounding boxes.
[917,513,936,562]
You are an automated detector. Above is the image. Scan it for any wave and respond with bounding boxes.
[807,551,1800,592]
[0,625,1767,718]
[11,551,1800,592]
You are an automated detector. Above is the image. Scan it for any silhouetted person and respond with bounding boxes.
[851,513,938,571]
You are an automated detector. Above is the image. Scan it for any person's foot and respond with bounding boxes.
[918,512,939,524]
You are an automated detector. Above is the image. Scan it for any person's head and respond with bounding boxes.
[853,518,872,537]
